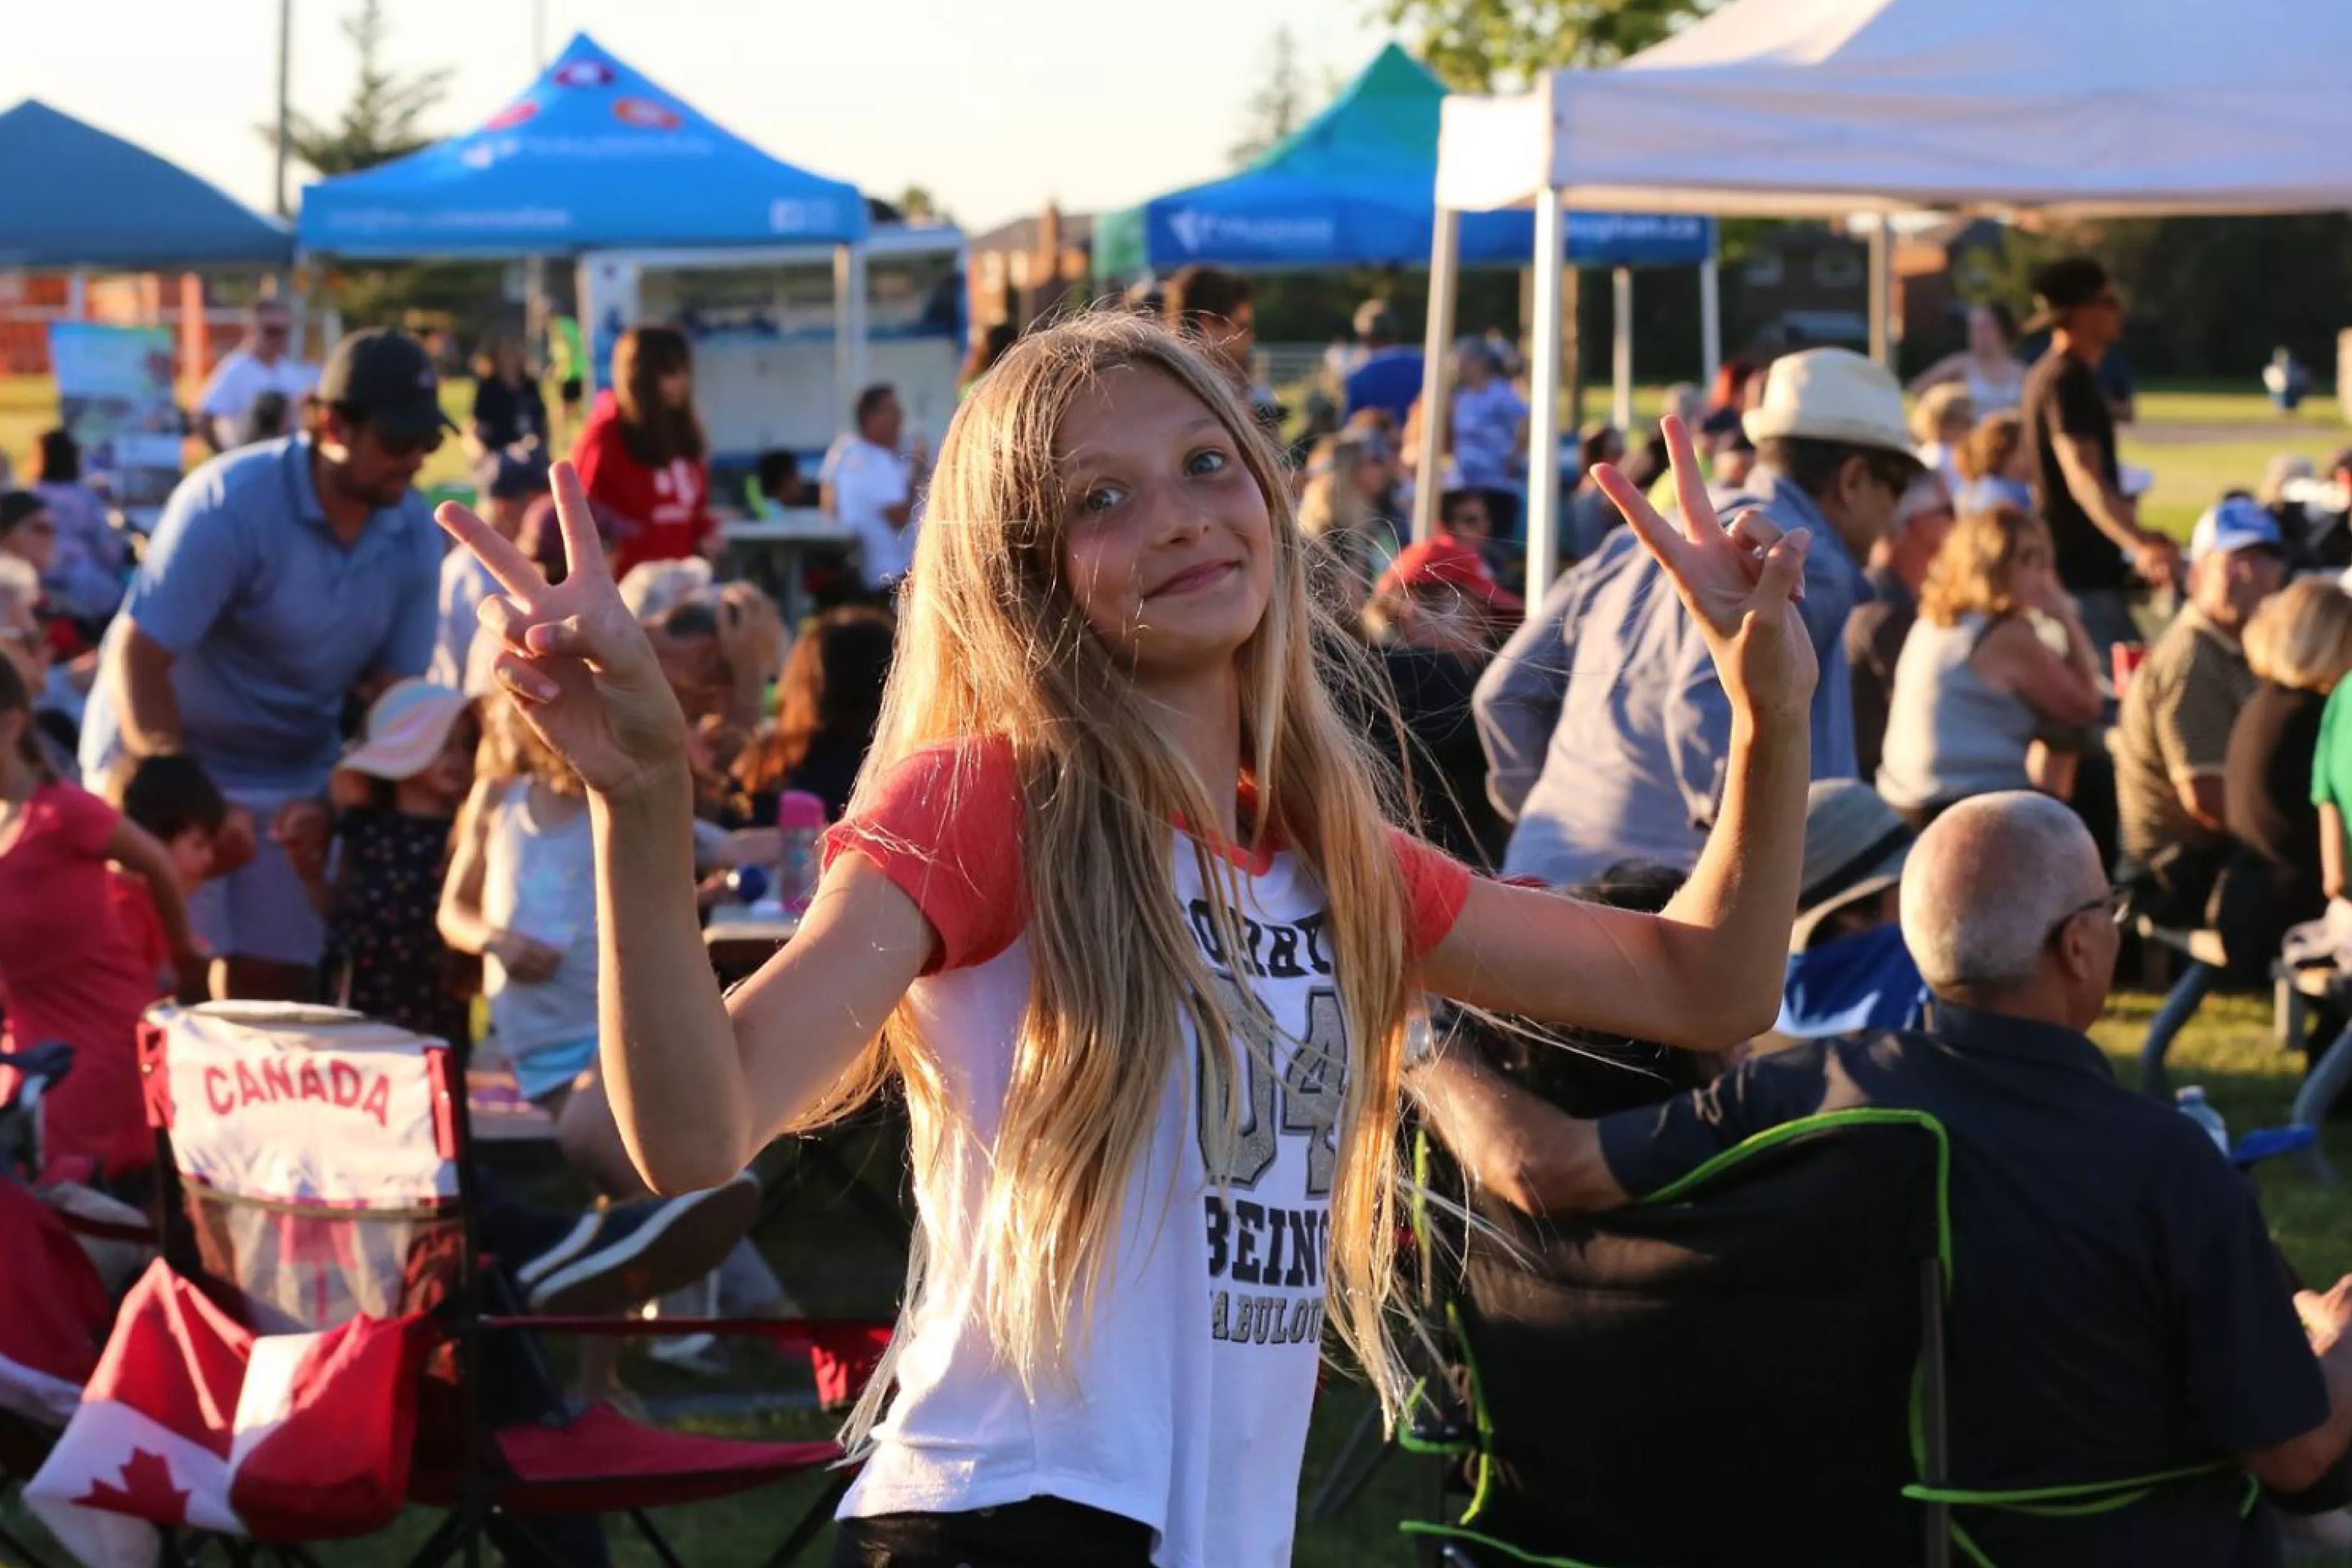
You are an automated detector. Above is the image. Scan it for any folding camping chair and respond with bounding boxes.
[1404,1110,1958,1568]
[139,1001,890,1568]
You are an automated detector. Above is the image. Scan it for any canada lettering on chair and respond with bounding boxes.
[201,1058,395,1127]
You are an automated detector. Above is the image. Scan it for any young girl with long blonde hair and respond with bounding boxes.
[437,313,1816,1568]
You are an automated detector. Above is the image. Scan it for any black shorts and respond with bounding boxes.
[829,1496,1152,1568]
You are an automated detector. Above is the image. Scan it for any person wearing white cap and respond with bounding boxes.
[2113,496,2286,926]
[1475,347,1922,887]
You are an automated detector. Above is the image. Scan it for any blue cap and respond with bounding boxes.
[2188,495,2284,563]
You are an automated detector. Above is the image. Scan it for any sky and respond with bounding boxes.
[6,0,1394,235]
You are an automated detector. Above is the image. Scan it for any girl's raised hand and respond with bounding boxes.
[1591,414,1818,723]
[434,462,687,798]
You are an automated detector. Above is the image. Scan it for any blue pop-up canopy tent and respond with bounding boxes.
[297,32,867,257]
[0,99,291,268]
[1093,45,1713,275]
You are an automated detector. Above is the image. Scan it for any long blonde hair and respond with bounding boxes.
[1919,505,2048,627]
[800,312,1421,1430]
[2245,576,2352,692]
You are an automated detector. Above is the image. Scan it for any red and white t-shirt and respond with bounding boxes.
[571,391,714,580]
[825,740,1468,1568]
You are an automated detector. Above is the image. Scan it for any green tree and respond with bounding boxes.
[1378,0,1721,90]
[270,0,452,178]
[898,186,941,224]
[272,3,504,352]
[1231,28,1310,169]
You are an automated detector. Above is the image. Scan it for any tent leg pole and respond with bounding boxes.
[1525,197,1567,606]
[524,255,548,374]
[1610,266,1633,435]
[1412,207,1461,546]
[1698,257,1722,391]
[834,244,871,418]
[1868,215,1893,368]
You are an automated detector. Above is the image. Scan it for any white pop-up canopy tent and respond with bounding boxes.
[1420,0,2352,600]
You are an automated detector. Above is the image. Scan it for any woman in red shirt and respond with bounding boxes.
[0,655,198,1185]
[571,326,718,581]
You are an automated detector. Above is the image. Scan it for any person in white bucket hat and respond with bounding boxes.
[1477,347,1922,888]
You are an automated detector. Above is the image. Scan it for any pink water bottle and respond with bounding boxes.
[773,791,827,914]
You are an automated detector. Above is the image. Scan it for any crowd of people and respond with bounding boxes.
[4,251,2352,1567]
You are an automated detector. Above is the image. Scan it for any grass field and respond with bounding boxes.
[6,988,2352,1567]
[1575,383,2347,544]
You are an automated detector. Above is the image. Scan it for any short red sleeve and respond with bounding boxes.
[107,871,171,991]
[822,738,1027,975]
[1391,829,1473,960]
[43,782,120,859]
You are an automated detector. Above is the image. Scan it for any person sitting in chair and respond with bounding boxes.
[1411,792,2352,1567]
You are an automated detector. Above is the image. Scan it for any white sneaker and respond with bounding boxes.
[644,1273,730,1377]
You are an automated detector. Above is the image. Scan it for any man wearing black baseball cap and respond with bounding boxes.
[2019,255,2181,654]
[80,327,454,1002]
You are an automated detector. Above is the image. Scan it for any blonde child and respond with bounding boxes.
[437,692,627,1189]
[438,314,1814,1567]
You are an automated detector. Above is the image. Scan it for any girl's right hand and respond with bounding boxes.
[436,462,687,800]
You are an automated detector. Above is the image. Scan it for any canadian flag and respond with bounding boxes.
[27,1260,422,1568]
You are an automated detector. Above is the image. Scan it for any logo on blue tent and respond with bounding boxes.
[553,60,615,88]
[614,98,679,131]
[1165,208,1337,256]
[484,101,539,132]
[769,199,841,236]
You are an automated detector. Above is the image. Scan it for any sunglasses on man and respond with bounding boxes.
[372,428,446,460]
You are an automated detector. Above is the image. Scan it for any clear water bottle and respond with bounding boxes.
[2176,1085,2231,1157]
[772,791,827,915]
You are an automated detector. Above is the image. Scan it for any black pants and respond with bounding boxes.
[830,1496,1152,1568]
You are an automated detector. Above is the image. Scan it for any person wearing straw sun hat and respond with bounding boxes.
[1477,347,1923,888]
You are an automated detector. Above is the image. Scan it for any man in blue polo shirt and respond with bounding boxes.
[82,328,450,1001]
[1409,793,2352,1565]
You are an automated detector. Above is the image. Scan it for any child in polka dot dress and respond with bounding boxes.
[305,680,479,1044]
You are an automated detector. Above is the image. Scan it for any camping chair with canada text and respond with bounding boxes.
[139,1002,889,1568]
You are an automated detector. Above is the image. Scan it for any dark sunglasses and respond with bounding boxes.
[1865,453,1922,495]
[2045,887,2127,951]
[373,428,445,460]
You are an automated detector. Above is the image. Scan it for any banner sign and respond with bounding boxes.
[48,323,182,510]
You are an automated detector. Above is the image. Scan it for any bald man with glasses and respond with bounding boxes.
[1411,793,2352,1566]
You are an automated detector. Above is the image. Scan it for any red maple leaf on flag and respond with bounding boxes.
[76,1447,192,1524]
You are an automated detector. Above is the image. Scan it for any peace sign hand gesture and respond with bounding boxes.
[435,462,687,799]
[1591,414,1818,723]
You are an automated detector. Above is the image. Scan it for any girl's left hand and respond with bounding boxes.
[1591,414,1818,723]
